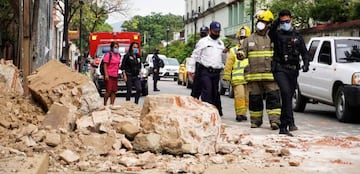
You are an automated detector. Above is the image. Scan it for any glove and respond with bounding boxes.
[302,65,309,72]
[236,51,245,60]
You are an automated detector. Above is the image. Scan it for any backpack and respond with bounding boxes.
[159,58,165,68]
[100,53,112,75]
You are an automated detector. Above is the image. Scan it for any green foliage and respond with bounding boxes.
[309,0,350,22]
[349,2,360,20]
[122,13,183,55]
[265,0,312,28]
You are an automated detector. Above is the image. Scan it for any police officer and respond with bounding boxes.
[191,26,209,99]
[268,10,310,136]
[223,26,251,121]
[239,10,281,130]
[152,48,161,91]
[191,21,228,116]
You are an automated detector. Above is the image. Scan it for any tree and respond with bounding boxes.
[309,0,350,22]
[263,0,313,28]
[121,13,183,56]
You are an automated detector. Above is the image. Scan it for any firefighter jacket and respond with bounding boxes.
[223,45,248,85]
[240,32,274,81]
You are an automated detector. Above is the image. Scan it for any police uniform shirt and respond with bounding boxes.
[191,36,225,69]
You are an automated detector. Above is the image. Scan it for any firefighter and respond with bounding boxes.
[191,26,209,99]
[239,9,281,129]
[268,9,310,136]
[223,26,251,121]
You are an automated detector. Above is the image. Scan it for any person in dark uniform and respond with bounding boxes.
[152,48,161,91]
[191,21,228,116]
[191,26,209,99]
[121,42,142,104]
[268,9,310,136]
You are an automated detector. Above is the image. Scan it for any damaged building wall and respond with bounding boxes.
[31,0,54,70]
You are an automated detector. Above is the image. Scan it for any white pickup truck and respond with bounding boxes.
[294,37,360,122]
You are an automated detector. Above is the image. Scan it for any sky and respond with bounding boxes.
[106,0,185,24]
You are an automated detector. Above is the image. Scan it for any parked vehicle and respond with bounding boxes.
[88,32,141,68]
[145,54,167,74]
[295,37,360,122]
[178,57,195,88]
[159,58,180,81]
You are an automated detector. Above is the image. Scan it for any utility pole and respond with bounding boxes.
[251,0,255,33]
[61,0,69,65]
[23,0,31,95]
[79,0,84,72]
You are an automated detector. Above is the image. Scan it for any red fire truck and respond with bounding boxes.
[89,31,141,67]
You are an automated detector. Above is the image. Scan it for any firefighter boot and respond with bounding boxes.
[269,114,280,130]
[250,117,262,128]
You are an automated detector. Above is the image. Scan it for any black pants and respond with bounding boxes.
[191,62,202,99]
[273,67,299,129]
[200,69,222,116]
[153,68,159,90]
[125,75,141,104]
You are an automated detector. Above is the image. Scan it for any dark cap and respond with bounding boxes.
[200,26,209,33]
[210,21,221,32]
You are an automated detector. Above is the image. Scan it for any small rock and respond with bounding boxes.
[280,148,290,156]
[265,148,276,153]
[0,119,11,129]
[45,133,61,147]
[59,150,80,164]
[289,160,300,167]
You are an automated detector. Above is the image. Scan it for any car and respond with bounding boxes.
[159,58,180,81]
[177,57,196,88]
[295,36,360,122]
[93,47,149,96]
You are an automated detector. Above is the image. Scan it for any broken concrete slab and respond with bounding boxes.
[0,61,24,95]
[27,60,102,114]
[42,102,78,131]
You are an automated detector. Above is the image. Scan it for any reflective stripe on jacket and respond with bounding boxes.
[242,33,274,81]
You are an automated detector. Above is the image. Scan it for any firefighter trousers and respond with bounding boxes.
[233,84,249,116]
[247,81,281,128]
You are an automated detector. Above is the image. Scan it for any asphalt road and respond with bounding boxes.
[115,77,360,137]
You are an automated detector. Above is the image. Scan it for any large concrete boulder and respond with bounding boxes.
[27,60,102,115]
[134,94,222,155]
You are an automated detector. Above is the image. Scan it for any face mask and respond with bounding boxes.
[256,22,266,31]
[200,32,208,38]
[210,33,220,40]
[113,48,119,54]
[280,22,292,31]
[133,48,139,55]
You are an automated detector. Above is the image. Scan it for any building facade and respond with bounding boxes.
[184,0,258,41]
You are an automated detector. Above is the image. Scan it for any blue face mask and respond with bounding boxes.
[113,48,119,54]
[280,22,292,31]
[133,48,139,55]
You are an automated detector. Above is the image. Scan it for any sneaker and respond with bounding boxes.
[236,115,243,122]
[279,128,294,137]
[289,125,298,131]
[271,123,279,130]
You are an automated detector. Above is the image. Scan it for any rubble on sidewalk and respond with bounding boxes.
[0,60,360,173]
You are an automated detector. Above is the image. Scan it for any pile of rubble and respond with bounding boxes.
[0,60,359,174]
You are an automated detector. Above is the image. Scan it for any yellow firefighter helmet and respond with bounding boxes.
[254,9,274,22]
[236,26,251,39]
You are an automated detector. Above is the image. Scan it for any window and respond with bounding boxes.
[318,41,332,65]
[308,40,320,62]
